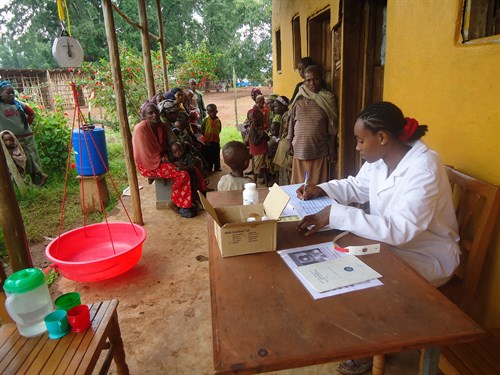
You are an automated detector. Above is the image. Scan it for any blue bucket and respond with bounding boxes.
[72,127,109,176]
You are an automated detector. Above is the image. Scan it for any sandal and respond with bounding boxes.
[179,207,198,218]
[337,358,373,375]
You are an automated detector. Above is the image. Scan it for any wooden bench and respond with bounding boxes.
[435,167,500,375]
[153,178,172,209]
[0,299,129,374]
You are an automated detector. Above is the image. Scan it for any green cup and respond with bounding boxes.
[54,292,81,311]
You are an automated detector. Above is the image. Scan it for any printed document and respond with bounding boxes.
[297,255,382,293]
[278,242,383,300]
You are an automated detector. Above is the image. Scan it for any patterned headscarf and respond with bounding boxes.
[276,96,289,107]
[0,80,29,130]
[158,99,179,114]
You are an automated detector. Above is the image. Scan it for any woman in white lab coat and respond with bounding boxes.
[297,101,460,374]
[297,101,459,287]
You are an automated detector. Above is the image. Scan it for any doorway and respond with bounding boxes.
[337,0,387,178]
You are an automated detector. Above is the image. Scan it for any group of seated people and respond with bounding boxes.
[132,81,223,219]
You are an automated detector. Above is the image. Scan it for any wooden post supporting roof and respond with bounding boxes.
[155,0,169,92]
[102,0,143,225]
[137,0,155,98]
[0,140,33,275]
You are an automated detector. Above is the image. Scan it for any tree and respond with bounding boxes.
[175,41,219,88]
[0,0,272,82]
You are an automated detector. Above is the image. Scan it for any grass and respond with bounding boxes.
[0,130,128,259]
[0,125,243,260]
[220,126,244,147]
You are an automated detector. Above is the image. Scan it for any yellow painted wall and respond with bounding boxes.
[272,0,339,99]
[384,1,500,327]
[273,0,500,327]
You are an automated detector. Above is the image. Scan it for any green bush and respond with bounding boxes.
[31,97,71,176]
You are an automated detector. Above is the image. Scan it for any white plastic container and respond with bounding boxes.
[4,268,54,337]
[243,183,258,205]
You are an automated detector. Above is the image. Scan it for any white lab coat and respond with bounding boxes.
[318,140,459,287]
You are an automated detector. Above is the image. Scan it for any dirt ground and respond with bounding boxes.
[26,87,420,374]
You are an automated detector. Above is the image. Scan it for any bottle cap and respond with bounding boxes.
[246,217,257,222]
[244,183,256,190]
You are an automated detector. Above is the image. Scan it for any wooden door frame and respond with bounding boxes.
[337,0,386,178]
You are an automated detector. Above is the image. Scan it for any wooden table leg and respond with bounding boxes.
[108,311,130,375]
[372,354,386,375]
[420,347,440,375]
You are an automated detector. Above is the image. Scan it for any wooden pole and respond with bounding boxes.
[233,67,238,125]
[102,0,144,225]
[137,0,155,98]
[155,0,169,92]
[0,138,33,273]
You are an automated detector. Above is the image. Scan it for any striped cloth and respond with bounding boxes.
[288,98,331,160]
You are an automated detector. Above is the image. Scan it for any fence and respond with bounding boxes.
[0,69,85,109]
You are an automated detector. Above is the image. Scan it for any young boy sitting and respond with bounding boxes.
[217,141,254,191]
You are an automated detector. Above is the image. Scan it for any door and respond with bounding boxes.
[337,0,386,178]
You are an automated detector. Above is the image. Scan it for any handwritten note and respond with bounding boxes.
[280,184,334,218]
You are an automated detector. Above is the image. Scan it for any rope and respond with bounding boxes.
[55,81,140,259]
[56,0,72,35]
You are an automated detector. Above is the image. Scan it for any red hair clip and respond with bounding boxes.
[399,117,419,142]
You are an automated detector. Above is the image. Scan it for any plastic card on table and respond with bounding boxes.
[333,231,380,255]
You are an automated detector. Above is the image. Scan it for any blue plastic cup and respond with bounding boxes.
[44,310,70,339]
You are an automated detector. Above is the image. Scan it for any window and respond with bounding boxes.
[275,29,282,72]
[462,0,500,42]
[292,16,302,68]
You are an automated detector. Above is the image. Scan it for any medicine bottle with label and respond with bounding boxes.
[243,183,258,205]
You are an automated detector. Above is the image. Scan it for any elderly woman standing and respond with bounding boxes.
[288,65,338,185]
[132,101,199,218]
[0,80,48,186]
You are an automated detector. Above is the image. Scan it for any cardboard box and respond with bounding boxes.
[199,184,290,257]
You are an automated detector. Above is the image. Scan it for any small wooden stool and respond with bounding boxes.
[154,178,172,209]
[0,299,129,374]
[77,173,109,213]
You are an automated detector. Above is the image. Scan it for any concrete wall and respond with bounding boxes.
[272,0,500,327]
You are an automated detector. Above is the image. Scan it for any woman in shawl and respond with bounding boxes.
[0,80,48,186]
[287,65,338,185]
[132,101,200,218]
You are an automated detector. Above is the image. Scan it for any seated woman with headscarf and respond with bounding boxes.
[164,87,188,113]
[132,101,201,218]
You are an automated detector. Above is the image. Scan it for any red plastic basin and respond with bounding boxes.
[45,222,147,282]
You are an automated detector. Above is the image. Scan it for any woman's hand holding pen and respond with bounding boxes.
[296,184,326,201]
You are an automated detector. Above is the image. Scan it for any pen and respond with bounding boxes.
[302,171,309,200]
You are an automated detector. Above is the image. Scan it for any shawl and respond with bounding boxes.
[292,85,338,135]
[132,120,175,171]
[0,130,27,171]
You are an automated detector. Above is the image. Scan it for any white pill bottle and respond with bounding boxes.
[243,183,258,205]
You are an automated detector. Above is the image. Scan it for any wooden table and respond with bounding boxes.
[0,299,129,375]
[206,190,484,375]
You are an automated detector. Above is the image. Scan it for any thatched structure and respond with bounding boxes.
[0,68,85,109]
